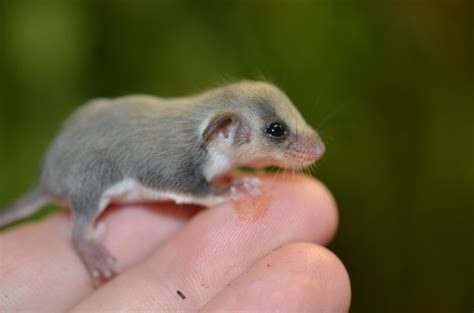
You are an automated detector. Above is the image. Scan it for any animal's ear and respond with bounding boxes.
[203,111,242,145]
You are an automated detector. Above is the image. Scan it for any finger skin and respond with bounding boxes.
[72,175,339,311]
[201,242,351,312]
[0,203,198,312]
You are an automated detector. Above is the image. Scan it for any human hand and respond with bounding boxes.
[0,175,351,312]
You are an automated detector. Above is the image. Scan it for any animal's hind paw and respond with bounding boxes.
[75,240,117,287]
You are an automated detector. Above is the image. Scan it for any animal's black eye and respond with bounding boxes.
[265,122,288,138]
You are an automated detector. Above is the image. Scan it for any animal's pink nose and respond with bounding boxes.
[313,142,326,160]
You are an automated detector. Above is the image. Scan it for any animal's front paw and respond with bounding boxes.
[229,176,262,200]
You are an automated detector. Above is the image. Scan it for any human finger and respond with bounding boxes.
[0,202,199,312]
[73,175,338,311]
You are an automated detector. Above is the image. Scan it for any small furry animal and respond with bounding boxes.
[0,81,325,286]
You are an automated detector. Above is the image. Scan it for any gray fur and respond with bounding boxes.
[0,80,324,285]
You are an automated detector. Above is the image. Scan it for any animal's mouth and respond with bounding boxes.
[281,153,319,169]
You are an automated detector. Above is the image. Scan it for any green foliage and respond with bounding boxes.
[1,1,472,312]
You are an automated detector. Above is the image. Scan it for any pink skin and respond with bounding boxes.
[0,174,350,312]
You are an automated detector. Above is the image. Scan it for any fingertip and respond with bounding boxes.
[202,242,351,312]
[284,242,352,311]
[274,242,352,312]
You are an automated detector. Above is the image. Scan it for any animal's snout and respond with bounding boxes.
[288,137,325,163]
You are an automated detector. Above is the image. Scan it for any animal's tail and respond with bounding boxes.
[0,186,52,227]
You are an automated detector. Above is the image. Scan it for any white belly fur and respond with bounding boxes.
[98,178,225,215]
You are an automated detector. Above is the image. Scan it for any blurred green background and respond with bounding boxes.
[0,1,472,312]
